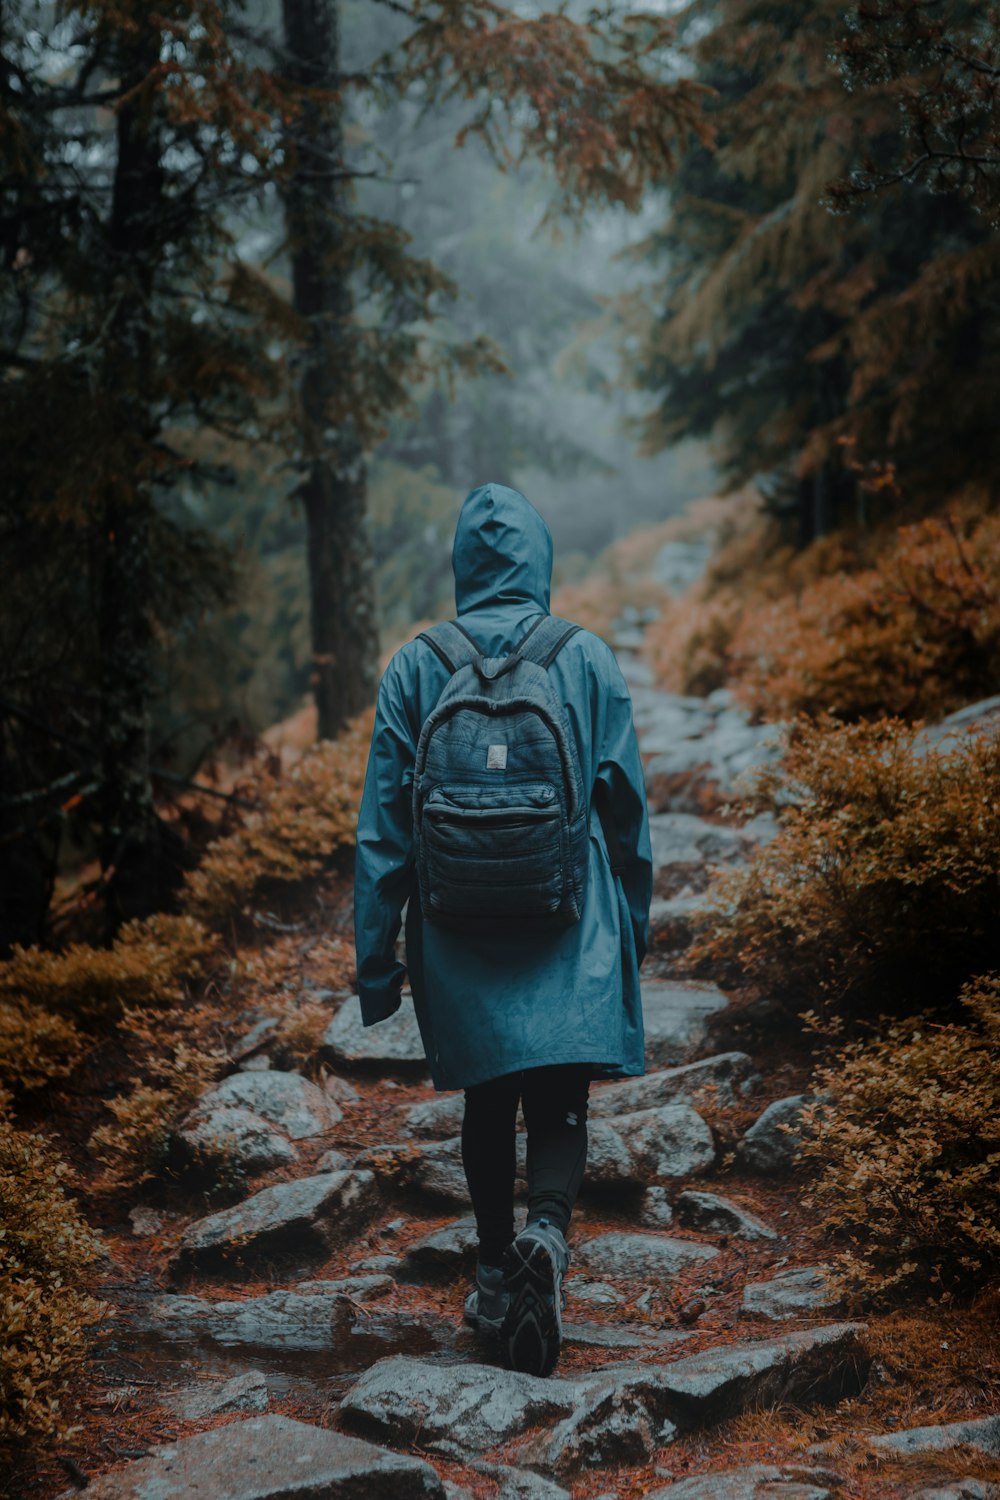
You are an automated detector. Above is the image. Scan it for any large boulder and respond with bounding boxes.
[190,1069,343,1139]
[173,1105,299,1174]
[340,1355,586,1458]
[321,994,427,1071]
[586,1105,715,1189]
[591,1053,757,1117]
[171,1169,378,1273]
[56,1414,445,1499]
[738,1096,810,1174]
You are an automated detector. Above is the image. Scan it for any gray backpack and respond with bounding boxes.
[413,614,622,934]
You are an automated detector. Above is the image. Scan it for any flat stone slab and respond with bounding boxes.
[340,1355,586,1458]
[868,1414,1000,1456]
[587,1105,715,1188]
[738,1096,810,1174]
[192,1070,343,1139]
[646,1466,831,1499]
[675,1190,776,1241]
[591,1053,757,1117]
[141,1278,392,1349]
[322,995,427,1070]
[57,1414,445,1499]
[742,1267,836,1319]
[171,1169,378,1272]
[578,1231,719,1281]
[641,981,730,1065]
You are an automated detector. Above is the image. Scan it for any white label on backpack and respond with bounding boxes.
[486,744,508,770]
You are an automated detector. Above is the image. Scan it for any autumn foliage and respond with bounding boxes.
[734,511,1000,723]
[691,715,1000,1016]
[798,975,1000,1303]
[0,1122,105,1447]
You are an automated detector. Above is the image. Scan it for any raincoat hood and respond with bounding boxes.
[452,482,552,614]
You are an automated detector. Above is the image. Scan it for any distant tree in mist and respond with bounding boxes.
[623,0,1000,543]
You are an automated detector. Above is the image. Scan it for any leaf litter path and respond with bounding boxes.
[29,638,1000,1500]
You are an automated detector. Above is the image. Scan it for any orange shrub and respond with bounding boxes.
[798,974,1000,1302]
[182,708,373,923]
[0,1122,105,1447]
[734,512,1000,723]
[691,715,1000,1014]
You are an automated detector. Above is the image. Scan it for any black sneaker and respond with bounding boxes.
[501,1217,570,1378]
[463,1262,510,1336]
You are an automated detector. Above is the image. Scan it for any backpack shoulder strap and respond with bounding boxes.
[415,620,481,675]
[516,614,582,669]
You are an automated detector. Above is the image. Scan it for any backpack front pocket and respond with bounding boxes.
[421,782,564,918]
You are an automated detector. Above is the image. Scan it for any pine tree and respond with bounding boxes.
[623,0,1000,542]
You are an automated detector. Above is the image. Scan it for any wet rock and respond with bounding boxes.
[340,1355,586,1457]
[586,1105,715,1188]
[738,1096,810,1174]
[527,1324,868,1475]
[142,1277,392,1349]
[174,1105,299,1173]
[639,1186,674,1228]
[742,1267,837,1320]
[578,1231,719,1280]
[165,1370,270,1420]
[641,981,731,1065]
[322,994,428,1071]
[401,1092,466,1138]
[56,1413,446,1499]
[171,1168,378,1272]
[473,1464,570,1499]
[201,1069,343,1139]
[868,1414,1000,1456]
[355,1253,403,1274]
[675,1190,777,1241]
[400,1215,479,1279]
[592,1053,757,1117]
[651,1323,868,1428]
[644,1465,831,1498]
[358,1136,521,1206]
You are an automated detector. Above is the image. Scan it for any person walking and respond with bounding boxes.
[353,482,653,1377]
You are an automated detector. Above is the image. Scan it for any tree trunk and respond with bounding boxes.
[97,23,166,930]
[281,0,380,741]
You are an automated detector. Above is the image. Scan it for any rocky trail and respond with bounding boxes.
[43,624,1000,1500]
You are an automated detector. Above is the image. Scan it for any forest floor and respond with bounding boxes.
[11,631,1000,1500]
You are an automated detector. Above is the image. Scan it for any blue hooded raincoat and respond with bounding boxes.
[353,482,653,1091]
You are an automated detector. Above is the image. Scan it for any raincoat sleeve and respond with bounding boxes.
[592,646,653,967]
[353,653,418,1026]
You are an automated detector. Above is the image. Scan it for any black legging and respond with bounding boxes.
[461,1062,591,1268]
